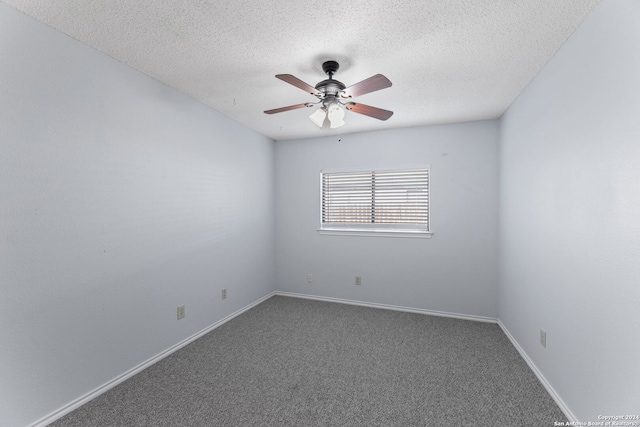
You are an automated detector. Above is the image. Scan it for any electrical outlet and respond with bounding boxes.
[177,305,185,320]
[222,288,227,300]
[355,275,362,286]
[540,328,546,348]
[307,274,313,283]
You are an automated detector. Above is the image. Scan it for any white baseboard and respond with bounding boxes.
[497,320,577,423]
[31,292,276,427]
[274,291,498,323]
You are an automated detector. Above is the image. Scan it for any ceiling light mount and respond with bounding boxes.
[321,60,340,78]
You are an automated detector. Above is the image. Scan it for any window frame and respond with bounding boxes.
[318,166,433,238]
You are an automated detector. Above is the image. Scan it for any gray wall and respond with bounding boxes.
[275,122,500,318]
[499,0,640,421]
[0,5,276,426]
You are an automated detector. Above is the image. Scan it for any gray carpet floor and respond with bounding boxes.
[50,295,567,426]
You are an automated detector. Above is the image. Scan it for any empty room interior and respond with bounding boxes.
[1,0,639,426]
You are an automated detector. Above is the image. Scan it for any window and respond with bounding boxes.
[319,167,431,237]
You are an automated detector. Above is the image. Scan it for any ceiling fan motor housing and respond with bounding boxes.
[316,61,345,98]
[315,79,345,95]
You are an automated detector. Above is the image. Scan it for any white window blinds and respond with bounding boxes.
[321,168,430,235]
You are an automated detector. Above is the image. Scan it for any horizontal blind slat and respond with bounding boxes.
[322,168,429,227]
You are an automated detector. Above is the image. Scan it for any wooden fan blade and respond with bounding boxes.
[345,102,394,121]
[264,103,315,114]
[276,74,321,96]
[341,74,392,98]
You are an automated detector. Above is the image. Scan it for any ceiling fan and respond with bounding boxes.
[264,60,393,129]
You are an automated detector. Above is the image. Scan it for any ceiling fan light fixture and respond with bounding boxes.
[327,103,345,129]
[309,108,327,127]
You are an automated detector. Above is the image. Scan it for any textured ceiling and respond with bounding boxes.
[3,0,600,141]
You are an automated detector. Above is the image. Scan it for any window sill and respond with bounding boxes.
[318,228,433,239]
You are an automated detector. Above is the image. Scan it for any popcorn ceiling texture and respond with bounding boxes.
[2,0,601,140]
